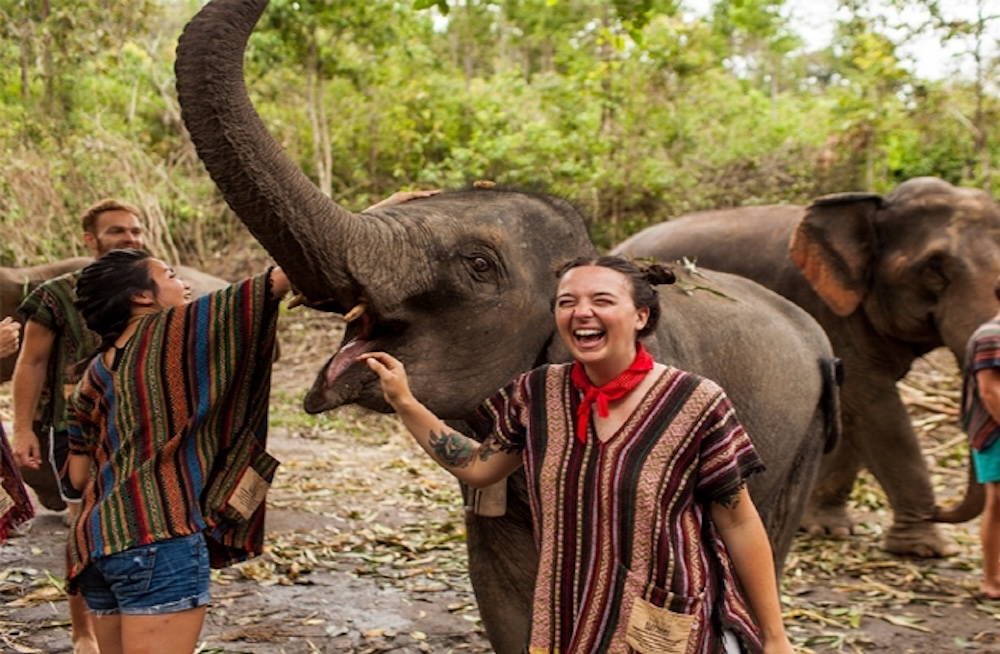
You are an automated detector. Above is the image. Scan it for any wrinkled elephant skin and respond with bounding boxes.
[614,179,1000,557]
[173,1,841,652]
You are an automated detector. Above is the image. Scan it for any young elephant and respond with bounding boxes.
[174,1,841,651]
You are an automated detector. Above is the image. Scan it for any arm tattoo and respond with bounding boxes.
[714,482,745,510]
[477,436,506,462]
[428,429,477,468]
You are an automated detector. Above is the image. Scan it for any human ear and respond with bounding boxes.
[636,306,650,331]
[82,231,98,254]
[130,289,156,307]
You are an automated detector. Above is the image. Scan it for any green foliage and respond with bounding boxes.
[0,0,997,267]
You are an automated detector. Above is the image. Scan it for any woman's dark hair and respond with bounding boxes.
[75,249,156,352]
[554,255,675,338]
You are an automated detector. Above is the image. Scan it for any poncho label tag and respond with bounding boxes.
[229,465,270,520]
[625,596,694,654]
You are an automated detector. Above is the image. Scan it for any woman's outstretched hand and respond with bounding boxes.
[358,351,413,410]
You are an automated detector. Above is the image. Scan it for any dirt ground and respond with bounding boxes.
[2,311,1000,653]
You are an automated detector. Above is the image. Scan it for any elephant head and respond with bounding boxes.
[791,176,1000,362]
[175,0,596,420]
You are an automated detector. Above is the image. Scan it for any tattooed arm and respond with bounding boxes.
[360,351,523,488]
[711,487,793,654]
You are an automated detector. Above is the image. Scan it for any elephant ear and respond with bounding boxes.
[789,192,886,317]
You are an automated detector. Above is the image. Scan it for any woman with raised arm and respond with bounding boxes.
[361,255,793,654]
[65,249,289,654]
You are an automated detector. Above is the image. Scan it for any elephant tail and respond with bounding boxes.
[932,456,985,523]
[820,357,843,454]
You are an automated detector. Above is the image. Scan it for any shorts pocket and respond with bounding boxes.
[100,546,158,595]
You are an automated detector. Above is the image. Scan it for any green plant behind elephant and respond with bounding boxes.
[614,177,1000,558]
[173,1,841,652]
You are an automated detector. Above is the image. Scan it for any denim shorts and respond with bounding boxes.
[75,532,211,616]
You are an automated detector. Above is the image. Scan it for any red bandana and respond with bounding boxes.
[570,343,655,444]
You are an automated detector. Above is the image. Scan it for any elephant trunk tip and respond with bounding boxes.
[931,459,985,524]
[931,499,983,524]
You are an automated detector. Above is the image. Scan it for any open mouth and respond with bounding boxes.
[321,308,405,388]
[573,328,605,347]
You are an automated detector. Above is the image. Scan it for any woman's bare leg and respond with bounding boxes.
[67,502,100,654]
[120,607,208,654]
[91,613,123,654]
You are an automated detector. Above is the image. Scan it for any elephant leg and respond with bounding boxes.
[463,473,537,654]
[839,378,957,557]
[752,412,829,575]
[801,432,863,537]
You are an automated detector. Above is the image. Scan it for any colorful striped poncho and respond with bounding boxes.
[17,271,100,432]
[0,423,34,542]
[475,363,766,654]
[962,318,1000,451]
[67,271,281,582]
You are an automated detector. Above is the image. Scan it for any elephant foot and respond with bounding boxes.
[800,505,854,538]
[884,522,960,558]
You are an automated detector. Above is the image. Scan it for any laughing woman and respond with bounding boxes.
[360,255,793,654]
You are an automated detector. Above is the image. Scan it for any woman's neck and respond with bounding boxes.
[116,312,150,348]
[580,350,638,386]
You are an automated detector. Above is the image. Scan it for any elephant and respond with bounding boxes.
[174,1,840,651]
[1,257,229,382]
[613,178,1000,558]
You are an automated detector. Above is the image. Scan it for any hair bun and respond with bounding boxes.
[641,262,676,286]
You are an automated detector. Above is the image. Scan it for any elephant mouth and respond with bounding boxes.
[303,306,407,412]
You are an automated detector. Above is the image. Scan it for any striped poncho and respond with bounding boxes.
[67,271,281,582]
[17,271,100,432]
[475,363,766,654]
[0,424,34,542]
[962,318,1000,451]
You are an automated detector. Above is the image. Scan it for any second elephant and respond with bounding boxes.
[614,177,1000,557]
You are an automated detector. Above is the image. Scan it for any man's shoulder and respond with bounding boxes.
[19,270,82,322]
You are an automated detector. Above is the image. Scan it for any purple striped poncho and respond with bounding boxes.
[476,363,766,653]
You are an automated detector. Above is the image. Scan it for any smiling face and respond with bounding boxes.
[554,265,650,384]
[144,259,193,310]
[85,209,145,256]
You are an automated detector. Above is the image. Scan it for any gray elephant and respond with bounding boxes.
[613,178,1000,558]
[174,1,840,651]
[1,257,228,382]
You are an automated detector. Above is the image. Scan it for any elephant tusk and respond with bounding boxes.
[343,301,368,323]
[286,293,307,309]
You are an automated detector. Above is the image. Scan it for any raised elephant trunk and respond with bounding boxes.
[175,0,365,302]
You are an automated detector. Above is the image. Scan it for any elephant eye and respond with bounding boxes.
[921,256,949,291]
[459,246,504,287]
